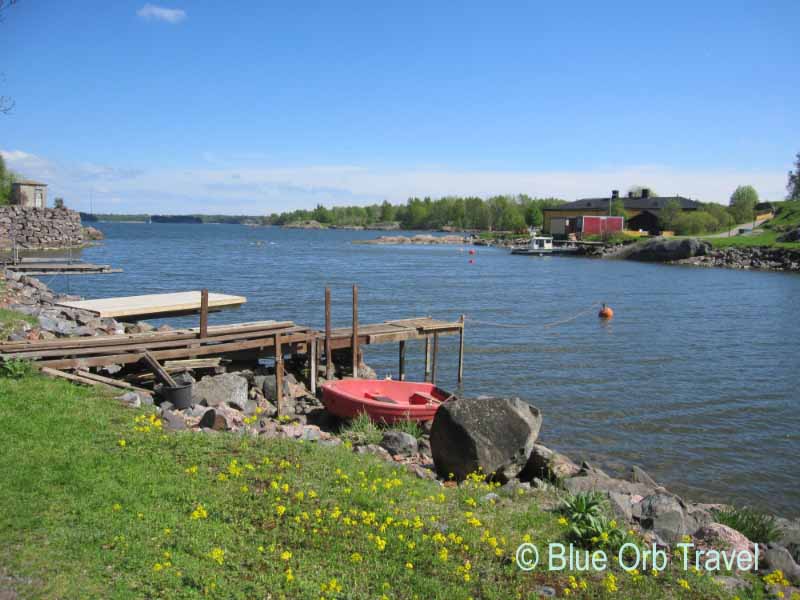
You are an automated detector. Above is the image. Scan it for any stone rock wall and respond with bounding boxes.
[0,206,85,250]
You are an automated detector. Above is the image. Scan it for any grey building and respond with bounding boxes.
[11,180,48,208]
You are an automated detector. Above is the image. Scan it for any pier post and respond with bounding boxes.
[457,314,465,383]
[352,285,359,378]
[309,337,317,395]
[199,289,209,338]
[424,336,431,382]
[325,288,333,379]
[398,340,406,381]
[431,332,439,384]
[275,333,283,416]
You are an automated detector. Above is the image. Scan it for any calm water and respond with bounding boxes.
[48,223,799,516]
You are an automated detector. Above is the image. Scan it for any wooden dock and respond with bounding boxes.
[56,291,246,320]
[0,284,466,410]
[5,260,121,275]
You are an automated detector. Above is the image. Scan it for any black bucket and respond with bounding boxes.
[161,383,193,410]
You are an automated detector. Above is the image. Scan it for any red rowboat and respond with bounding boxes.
[321,379,451,424]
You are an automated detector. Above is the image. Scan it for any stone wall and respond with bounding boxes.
[0,206,85,250]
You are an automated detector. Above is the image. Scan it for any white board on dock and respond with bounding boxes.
[57,291,246,319]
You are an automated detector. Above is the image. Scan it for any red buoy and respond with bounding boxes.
[468,259,475,264]
[468,249,476,255]
[598,304,614,319]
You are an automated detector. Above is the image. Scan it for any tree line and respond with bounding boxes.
[266,195,567,231]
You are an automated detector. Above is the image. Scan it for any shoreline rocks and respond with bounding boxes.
[357,234,469,245]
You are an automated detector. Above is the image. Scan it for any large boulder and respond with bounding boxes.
[430,397,542,481]
[625,238,711,262]
[778,227,800,243]
[192,373,248,408]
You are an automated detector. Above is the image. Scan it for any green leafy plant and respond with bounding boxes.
[339,412,383,446]
[560,492,636,553]
[388,418,424,440]
[716,506,781,543]
[0,358,34,379]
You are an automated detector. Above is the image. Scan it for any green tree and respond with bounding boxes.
[729,185,759,224]
[627,185,659,198]
[609,198,626,217]
[658,199,681,231]
[0,154,16,205]
[787,152,800,200]
[378,200,396,222]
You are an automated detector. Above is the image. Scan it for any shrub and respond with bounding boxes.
[0,359,34,379]
[716,507,781,543]
[339,412,383,446]
[560,492,637,553]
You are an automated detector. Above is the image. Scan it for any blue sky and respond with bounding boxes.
[1,1,798,214]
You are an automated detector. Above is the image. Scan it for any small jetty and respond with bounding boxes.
[3,257,121,275]
[0,285,465,407]
[56,291,247,320]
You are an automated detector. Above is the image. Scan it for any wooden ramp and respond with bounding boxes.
[56,291,246,320]
[323,317,463,349]
[5,261,121,275]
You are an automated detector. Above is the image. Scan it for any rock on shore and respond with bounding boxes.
[358,234,468,245]
[622,238,711,262]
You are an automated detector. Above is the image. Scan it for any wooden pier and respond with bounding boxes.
[0,284,465,409]
[57,291,247,320]
[4,259,121,275]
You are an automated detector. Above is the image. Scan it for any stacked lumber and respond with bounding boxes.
[0,320,316,370]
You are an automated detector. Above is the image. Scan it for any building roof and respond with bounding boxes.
[13,180,48,186]
[543,195,700,212]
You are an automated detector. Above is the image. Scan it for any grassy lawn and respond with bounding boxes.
[704,230,800,249]
[0,374,770,599]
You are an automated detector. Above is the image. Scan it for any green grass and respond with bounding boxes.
[764,200,800,231]
[0,307,37,338]
[704,230,800,249]
[715,507,781,544]
[0,374,771,599]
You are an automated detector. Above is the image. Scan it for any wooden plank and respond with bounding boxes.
[458,315,465,383]
[142,351,178,387]
[3,325,307,361]
[40,367,108,388]
[0,320,291,353]
[275,333,283,416]
[74,370,151,393]
[325,287,333,379]
[56,291,246,319]
[424,336,431,382]
[35,331,316,370]
[398,340,406,381]
[431,332,439,384]
[352,285,359,378]
[164,358,221,369]
[309,337,317,396]
[199,289,209,338]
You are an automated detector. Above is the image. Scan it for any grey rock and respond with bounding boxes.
[533,585,556,598]
[712,576,750,594]
[192,373,248,408]
[355,444,393,462]
[301,425,322,442]
[430,397,542,481]
[638,493,709,545]
[406,463,437,480]
[631,465,659,487]
[562,473,653,498]
[520,443,580,482]
[116,391,141,408]
[625,237,711,262]
[198,408,231,431]
[161,410,186,431]
[763,544,800,585]
[380,430,419,456]
[481,492,500,504]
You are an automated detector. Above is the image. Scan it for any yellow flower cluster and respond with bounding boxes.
[208,547,225,565]
[190,504,208,520]
[764,569,791,587]
[603,572,618,593]
[133,413,163,433]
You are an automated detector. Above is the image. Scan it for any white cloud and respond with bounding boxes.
[0,148,788,215]
[136,4,186,24]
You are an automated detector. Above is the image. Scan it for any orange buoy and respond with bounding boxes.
[598,304,614,319]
